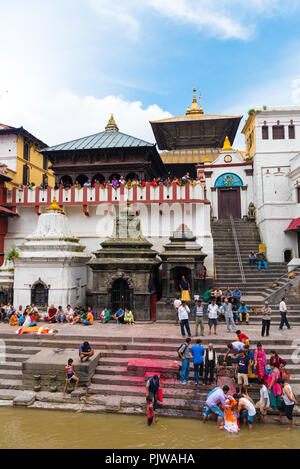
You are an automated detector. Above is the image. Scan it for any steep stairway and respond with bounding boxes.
[212,219,288,303]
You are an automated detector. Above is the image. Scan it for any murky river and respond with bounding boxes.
[0,408,299,449]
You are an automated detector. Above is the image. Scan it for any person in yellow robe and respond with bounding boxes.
[179,275,191,302]
[9,313,19,327]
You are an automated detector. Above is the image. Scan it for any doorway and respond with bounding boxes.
[31,282,49,308]
[218,187,241,219]
[112,278,131,312]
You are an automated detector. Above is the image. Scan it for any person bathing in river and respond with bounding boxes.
[203,385,230,429]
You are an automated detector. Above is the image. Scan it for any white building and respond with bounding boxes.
[242,106,300,264]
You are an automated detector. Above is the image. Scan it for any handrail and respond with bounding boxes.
[230,216,246,284]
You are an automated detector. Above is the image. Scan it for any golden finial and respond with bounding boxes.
[204,155,211,163]
[46,197,63,212]
[186,87,204,115]
[222,136,233,152]
[105,114,119,132]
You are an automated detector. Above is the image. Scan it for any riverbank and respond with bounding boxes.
[0,320,298,422]
[0,407,299,449]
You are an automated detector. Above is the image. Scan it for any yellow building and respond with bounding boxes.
[0,124,54,189]
[241,112,256,159]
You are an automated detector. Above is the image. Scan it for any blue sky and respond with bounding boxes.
[1,0,300,148]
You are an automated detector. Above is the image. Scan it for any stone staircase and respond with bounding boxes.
[212,219,288,304]
[0,332,298,419]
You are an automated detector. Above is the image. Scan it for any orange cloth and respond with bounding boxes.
[9,315,19,327]
[86,312,94,325]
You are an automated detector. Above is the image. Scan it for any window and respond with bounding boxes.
[43,155,48,170]
[23,165,29,185]
[297,187,300,204]
[23,141,29,161]
[262,126,269,140]
[272,125,285,140]
[289,125,295,139]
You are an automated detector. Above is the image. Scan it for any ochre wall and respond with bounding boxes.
[5,135,54,189]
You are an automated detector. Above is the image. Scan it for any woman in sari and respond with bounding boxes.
[244,345,256,384]
[270,351,287,378]
[254,342,267,383]
[267,363,282,409]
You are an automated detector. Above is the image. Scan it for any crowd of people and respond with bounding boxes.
[0,303,136,327]
[17,172,205,192]
[174,281,292,338]
[177,334,297,430]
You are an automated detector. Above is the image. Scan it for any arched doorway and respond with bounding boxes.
[92,174,105,185]
[284,249,292,263]
[31,281,49,308]
[60,175,73,187]
[111,278,131,313]
[170,267,192,295]
[76,174,88,186]
[126,173,138,182]
[215,173,243,219]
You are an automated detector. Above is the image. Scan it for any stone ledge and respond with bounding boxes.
[13,391,36,407]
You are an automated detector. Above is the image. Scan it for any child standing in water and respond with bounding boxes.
[63,358,79,398]
[146,397,156,426]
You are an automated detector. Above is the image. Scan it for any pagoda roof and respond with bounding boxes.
[42,130,155,153]
[150,88,242,150]
[150,114,242,151]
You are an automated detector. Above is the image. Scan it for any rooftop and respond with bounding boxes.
[0,124,47,148]
[42,115,155,153]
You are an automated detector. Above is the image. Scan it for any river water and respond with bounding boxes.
[0,408,299,449]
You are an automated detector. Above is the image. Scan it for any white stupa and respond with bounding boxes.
[13,198,91,308]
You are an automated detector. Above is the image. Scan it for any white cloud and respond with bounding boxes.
[89,0,300,41]
[0,87,172,146]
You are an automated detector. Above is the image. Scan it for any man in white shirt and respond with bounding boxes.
[255,380,270,427]
[207,298,219,335]
[173,294,182,325]
[178,301,191,338]
[279,297,291,330]
[238,395,256,430]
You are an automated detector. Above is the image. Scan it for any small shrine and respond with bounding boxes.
[156,224,207,320]
[88,203,161,319]
[13,198,90,308]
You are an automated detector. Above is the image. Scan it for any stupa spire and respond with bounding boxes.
[222,136,233,151]
[186,87,204,115]
[45,197,63,212]
[105,114,119,132]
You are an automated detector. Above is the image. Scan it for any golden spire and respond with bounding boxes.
[186,87,204,115]
[105,114,119,132]
[204,155,211,163]
[46,197,63,212]
[222,136,233,152]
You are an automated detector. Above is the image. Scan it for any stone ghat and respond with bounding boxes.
[22,349,101,392]
[0,331,298,421]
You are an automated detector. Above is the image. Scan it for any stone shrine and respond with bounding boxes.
[88,202,161,319]
[156,224,207,320]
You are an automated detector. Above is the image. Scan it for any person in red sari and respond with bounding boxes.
[254,342,267,383]
[45,305,57,323]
